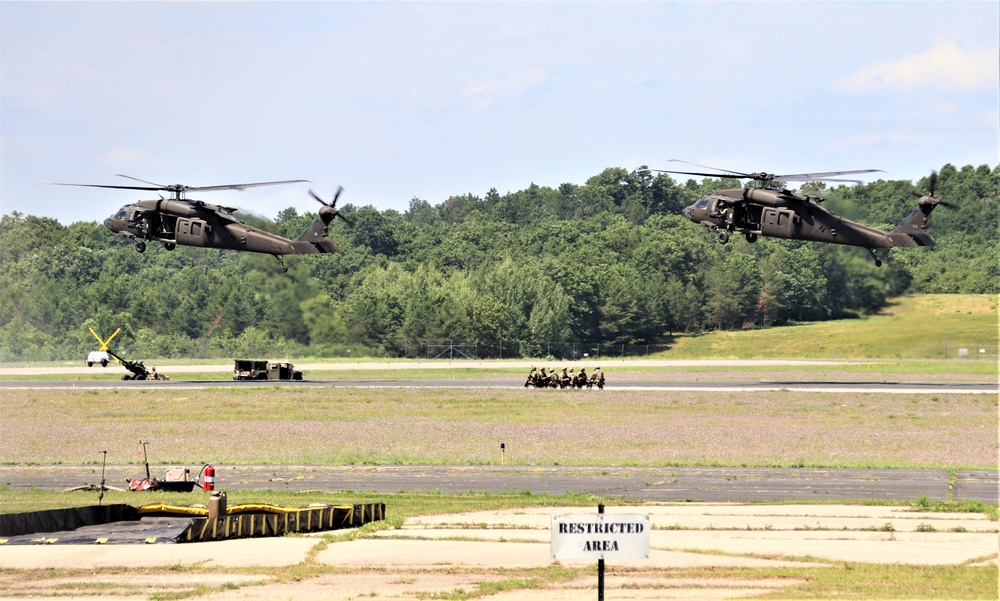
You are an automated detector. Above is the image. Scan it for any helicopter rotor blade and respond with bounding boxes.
[115,174,168,188]
[907,171,943,200]
[658,161,883,185]
[185,179,310,192]
[773,170,884,184]
[309,189,327,206]
[48,178,309,194]
[336,212,354,228]
[309,186,343,208]
[641,168,748,180]
[668,159,752,179]
[45,182,163,191]
[330,187,352,227]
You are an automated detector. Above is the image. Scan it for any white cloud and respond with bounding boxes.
[461,68,549,109]
[100,146,152,168]
[838,39,998,93]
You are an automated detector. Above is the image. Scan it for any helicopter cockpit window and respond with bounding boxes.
[115,208,127,219]
[695,198,710,209]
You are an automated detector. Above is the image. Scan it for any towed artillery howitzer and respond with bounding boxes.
[106,350,168,381]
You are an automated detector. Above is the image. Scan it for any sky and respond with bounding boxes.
[2,1,997,225]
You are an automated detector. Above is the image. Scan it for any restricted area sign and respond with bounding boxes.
[551,513,650,560]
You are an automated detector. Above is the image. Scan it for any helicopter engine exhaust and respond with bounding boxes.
[743,188,799,208]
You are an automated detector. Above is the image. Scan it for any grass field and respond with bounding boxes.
[2,387,995,469]
[664,294,998,359]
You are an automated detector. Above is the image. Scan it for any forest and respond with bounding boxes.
[1,162,996,361]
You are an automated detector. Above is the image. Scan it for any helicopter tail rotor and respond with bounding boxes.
[889,170,954,246]
[309,187,353,228]
[908,171,956,210]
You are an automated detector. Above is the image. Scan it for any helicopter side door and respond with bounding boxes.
[175,218,212,247]
[760,208,798,238]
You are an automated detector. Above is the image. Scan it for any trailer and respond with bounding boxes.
[233,359,303,381]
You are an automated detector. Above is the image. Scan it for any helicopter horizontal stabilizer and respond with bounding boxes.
[888,207,938,247]
[311,239,339,253]
[296,218,330,244]
[293,216,339,253]
[288,239,339,254]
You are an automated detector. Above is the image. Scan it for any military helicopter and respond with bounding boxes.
[645,160,952,266]
[49,176,353,271]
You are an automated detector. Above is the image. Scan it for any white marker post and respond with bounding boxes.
[552,504,650,600]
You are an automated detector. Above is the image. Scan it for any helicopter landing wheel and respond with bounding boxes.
[868,248,882,267]
[134,240,146,253]
[163,242,175,251]
[716,230,730,245]
[744,233,758,243]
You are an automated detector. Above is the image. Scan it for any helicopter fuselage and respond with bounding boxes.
[53,176,344,272]
[104,198,336,258]
[681,187,936,252]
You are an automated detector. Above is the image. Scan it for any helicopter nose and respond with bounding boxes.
[682,206,693,220]
[103,217,113,231]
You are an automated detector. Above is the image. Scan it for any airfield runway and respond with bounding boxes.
[3,361,997,600]
[3,359,997,502]
[5,464,998,504]
[1,378,995,394]
[2,358,997,393]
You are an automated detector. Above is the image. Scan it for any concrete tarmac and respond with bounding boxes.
[5,464,998,503]
[2,378,996,394]
[2,503,997,600]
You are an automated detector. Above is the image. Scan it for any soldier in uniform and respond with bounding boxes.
[577,367,588,388]
[591,367,605,390]
[525,366,536,388]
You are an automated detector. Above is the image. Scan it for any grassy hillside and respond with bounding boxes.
[665,294,998,359]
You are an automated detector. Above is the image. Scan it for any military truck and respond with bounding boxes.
[233,359,303,381]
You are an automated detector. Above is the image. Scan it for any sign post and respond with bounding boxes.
[552,505,650,599]
[598,505,604,601]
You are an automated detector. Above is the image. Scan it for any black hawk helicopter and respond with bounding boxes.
[645,160,952,266]
[49,176,352,272]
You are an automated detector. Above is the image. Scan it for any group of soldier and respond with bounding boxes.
[524,366,605,390]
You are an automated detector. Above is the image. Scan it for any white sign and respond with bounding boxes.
[551,513,650,560]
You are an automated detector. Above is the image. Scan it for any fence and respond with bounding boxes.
[376,340,671,361]
[917,344,999,360]
[360,340,996,361]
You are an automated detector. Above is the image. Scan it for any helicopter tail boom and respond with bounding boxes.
[294,207,340,253]
[887,197,941,247]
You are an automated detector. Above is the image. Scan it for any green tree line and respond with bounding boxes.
[1,163,996,361]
